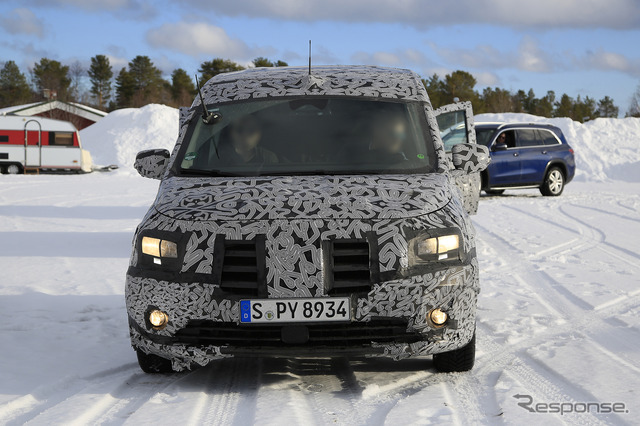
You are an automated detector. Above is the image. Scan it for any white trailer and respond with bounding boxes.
[0,115,92,174]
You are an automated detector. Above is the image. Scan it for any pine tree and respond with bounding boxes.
[127,55,164,106]
[628,86,640,117]
[534,91,555,118]
[32,58,71,100]
[444,70,477,104]
[198,58,245,83]
[422,74,446,109]
[0,61,32,107]
[554,94,574,118]
[597,96,619,118]
[253,57,274,67]
[88,55,113,110]
[115,67,135,108]
[170,68,195,106]
[275,60,289,67]
[480,87,513,113]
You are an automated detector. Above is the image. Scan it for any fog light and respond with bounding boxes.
[429,308,448,327]
[149,310,168,329]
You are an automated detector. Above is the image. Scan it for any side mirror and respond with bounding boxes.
[452,143,490,174]
[134,149,170,180]
[492,143,507,152]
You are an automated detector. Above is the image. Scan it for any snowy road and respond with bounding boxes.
[1,174,638,425]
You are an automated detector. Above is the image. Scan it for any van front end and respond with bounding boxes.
[125,183,478,372]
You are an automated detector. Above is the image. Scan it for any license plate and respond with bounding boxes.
[240,298,350,323]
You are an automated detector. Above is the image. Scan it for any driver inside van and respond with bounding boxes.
[221,114,278,164]
[366,113,408,162]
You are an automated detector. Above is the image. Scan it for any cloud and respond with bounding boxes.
[434,36,640,78]
[0,8,43,38]
[580,49,640,76]
[179,0,640,30]
[351,48,433,71]
[146,21,260,59]
[434,36,553,73]
[23,0,156,19]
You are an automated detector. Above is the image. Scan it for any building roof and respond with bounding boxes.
[0,100,107,123]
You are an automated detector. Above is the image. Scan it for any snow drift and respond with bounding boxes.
[476,113,640,182]
[80,104,178,173]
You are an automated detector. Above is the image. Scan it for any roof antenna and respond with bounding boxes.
[308,40,312,75]
[195,74,221,126]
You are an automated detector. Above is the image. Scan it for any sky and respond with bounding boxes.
[1,0,639,115]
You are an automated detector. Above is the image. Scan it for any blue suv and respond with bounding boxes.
[475,122,575,196]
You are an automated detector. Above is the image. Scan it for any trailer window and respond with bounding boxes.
[0,135,9,143]
[49,132,74,146]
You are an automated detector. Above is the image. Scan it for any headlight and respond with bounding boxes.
[141,236,178,258]
[408,232,461,266]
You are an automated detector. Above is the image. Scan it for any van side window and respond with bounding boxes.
[539,129,560,145]
[516,129,541,147]
[0,135,8,143]
[49,132,74,146]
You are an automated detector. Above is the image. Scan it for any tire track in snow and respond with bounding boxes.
[0,364,141,425]
[474,207,639,425]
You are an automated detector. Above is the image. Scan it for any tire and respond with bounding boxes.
[433,332,476,373]
[135,348,174,373]
[6,164,21,175]
[484,189,504,195]
[540,167,564,196]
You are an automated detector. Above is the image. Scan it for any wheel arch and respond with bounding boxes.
[542,160,567,183]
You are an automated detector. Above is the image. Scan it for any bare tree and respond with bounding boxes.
[68,61,85,102]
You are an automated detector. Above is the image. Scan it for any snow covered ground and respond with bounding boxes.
[1,110,639,425]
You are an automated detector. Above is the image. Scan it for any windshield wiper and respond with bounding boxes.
[179,167,228,177]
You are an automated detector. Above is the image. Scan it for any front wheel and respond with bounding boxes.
[433,332,475,372]
[135,348,174,373]
[540,167,564,196]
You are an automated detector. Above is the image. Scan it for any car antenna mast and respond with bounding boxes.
[195,74,221,125]
[308,40,312,75]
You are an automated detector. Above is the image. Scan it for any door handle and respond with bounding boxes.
[513,153,519,157]
[542,150,548,154]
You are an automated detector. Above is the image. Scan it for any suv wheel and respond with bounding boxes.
[433,331,476,372]
[540,167,564,196]
[485,189,504,195]
[135,348,174,373]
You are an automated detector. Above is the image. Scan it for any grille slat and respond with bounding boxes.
[173,319,420,347]
[327,239,373,295]
[215,236,266,297]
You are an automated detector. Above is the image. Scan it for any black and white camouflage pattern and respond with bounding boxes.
[452,143,490,174]
[134,149,170,180]
[127,66,483,370]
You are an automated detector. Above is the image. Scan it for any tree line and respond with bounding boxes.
[1,56,639,120]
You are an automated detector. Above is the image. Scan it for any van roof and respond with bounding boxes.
[198,65,428,106]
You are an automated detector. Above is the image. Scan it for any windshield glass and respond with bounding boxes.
[476,128,497,147]
[176,97,436,177]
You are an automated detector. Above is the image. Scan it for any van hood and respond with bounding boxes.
[153,174,451,222]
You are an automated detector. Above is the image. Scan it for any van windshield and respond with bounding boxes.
[176,97,437,177]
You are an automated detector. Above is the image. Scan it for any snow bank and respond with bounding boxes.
[80,104,178,173]
[476,113,640,182]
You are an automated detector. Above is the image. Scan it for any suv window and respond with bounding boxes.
[516,129,541,147]
[539,129,560,145]
[177,97,437,177]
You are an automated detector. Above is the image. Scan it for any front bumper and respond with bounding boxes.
[126,260,478,371]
